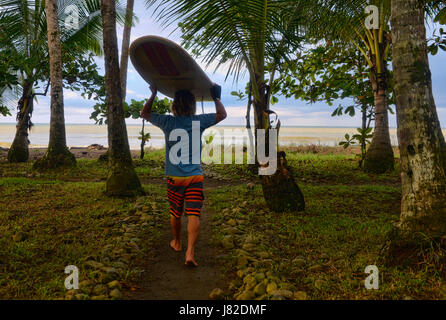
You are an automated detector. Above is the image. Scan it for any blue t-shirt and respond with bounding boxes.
[149,113,217,177]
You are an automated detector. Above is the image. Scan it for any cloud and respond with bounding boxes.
[64,90,81,100]
[2,1,445,128]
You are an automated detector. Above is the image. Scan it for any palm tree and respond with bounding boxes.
[391,0,446,236]
[311,0,395,173]
[100,0,144,197]
[0,48,20,115]
[33,0,76,169]
[120,0,134,102]
[147,0,306,212]
[0,0,104,163]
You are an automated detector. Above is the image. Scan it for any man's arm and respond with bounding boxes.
[214,99,227,123]
[140,85,157,121]
[211,84,227,123]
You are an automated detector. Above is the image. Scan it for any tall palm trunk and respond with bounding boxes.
[34,0,76,170]
[101,0,143,197]
[252,74,305,212]
[391,0,446,236]
[120,0,134,102]
[363,67,395,173]
[8,82,33,163]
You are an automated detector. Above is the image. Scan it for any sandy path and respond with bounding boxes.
[124,186,227,300]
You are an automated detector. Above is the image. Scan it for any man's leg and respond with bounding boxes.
[183,175,204,266]
[170,216,182,252]
[185,215,200,266]
[168,177,185,252]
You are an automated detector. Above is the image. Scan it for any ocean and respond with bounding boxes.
[0,123,427,150]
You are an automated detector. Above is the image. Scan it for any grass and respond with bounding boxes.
[0,149,167,183]
[0,176,168,299]
[0,145,444,300]
[208,183,445,299]
[204,147,445,300]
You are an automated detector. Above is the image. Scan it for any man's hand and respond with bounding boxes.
[150,84,158,96]
[141,85,157,121]
[211,83,226,123]
[210,84,222,101]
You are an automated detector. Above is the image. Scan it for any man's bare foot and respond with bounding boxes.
[170,240,181,252]
[185,252,198,267]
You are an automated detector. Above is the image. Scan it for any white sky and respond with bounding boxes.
[1,1,446,128]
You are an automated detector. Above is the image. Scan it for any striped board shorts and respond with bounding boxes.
[167,175,204,219]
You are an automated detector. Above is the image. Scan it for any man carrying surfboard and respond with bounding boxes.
[141,84,227,267]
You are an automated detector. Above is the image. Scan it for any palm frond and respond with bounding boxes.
[0,0,124,110]
[147,0,307,84]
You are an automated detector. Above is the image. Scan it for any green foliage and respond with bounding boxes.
[231,90,246,101]
[0,106,10,116]
[339,128,372,149]
[203,131,216,145]
[429,0,446,25]
[275,42,395,123]
[0,0,107,124]
[0,49,20,110]
[138,131,151,143]
[63,51,105,97]
[90,96,172,125]
[428,28,446,55]
[339,133,357,150]
[339,127,373,167]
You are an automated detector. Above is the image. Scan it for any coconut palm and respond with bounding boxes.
[120,0,134,102]
[33,0,76,169]
[391,0,446,236]
[0,0,105,163]
[100,0,144,197]
[146,0,308,212]
[0,48,20,115]
[307,0,395,173]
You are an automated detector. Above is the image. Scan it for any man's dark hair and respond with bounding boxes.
[172,90,196,116]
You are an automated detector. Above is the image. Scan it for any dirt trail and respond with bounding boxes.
[124,184,230,300]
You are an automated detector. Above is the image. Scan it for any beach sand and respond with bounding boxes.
[0,124,406,149]
[0,145,144,162]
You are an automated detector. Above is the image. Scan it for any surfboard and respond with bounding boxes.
[129,36,214,101]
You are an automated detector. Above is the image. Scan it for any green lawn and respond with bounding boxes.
[0,147,444,300]
[0,175,168,299]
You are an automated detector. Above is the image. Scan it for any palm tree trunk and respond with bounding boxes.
[391,0,446,236]
[358,103,368,168]
[120,0,134,102]
[252,75,305,212]
[34,0,76,170]
[101,0,143,197]
[363,70,395,173]
[140,119,145,160]
[7,82,33,163]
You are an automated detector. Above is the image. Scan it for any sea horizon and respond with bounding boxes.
[0,122,401,129]
[1,122,445,150]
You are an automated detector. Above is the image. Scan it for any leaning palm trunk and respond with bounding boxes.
[315,0,395,173]
[101,0,143,197]
[34,0,76,170]
[120,0,134,102]
[364,69,394,173]
[146,0,305,211]
[8,83,33,163]
[252,76,305,212]
[391,0,446,236]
